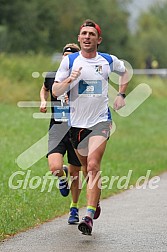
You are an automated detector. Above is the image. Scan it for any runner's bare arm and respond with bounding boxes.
[40,84,49,113]
[52,67,82,97]
[113,69,129,110]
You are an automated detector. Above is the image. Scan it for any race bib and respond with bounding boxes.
[53,105,69,122]
[78,80,102,97]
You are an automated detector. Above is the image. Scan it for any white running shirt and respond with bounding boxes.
[55,52,125,128]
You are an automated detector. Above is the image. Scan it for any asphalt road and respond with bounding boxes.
[0,172,167,252]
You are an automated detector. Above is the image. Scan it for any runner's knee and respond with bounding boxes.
[48,161,62,175]
[87,160,99,174]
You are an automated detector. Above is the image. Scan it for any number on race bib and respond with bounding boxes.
[86,86,94,92]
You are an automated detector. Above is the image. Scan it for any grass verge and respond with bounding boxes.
[0,57,167,241]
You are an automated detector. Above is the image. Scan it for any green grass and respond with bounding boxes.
[0,53,59,103]
[0,53,167,240]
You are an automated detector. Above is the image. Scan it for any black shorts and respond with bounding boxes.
[69,121,112,149]
[47,123,81,167]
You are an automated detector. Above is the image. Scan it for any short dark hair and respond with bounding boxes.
[80,19,101,36]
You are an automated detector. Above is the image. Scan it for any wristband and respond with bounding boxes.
[117,93,126,99]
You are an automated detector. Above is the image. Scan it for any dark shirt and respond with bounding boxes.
[44,71,61,128]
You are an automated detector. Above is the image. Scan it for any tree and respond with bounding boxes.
[132,1,167,68]
[0,0,132,58]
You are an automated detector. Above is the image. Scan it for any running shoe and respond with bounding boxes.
[78,216,93,235]
[93,201,101,219]
[59,165,69,197]
[68,207,79,224]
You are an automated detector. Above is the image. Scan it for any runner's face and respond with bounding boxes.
[78,27,102,53]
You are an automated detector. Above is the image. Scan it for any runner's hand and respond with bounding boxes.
[69,67,82,82]
[40,101,47,113]
[113,96,125,111]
